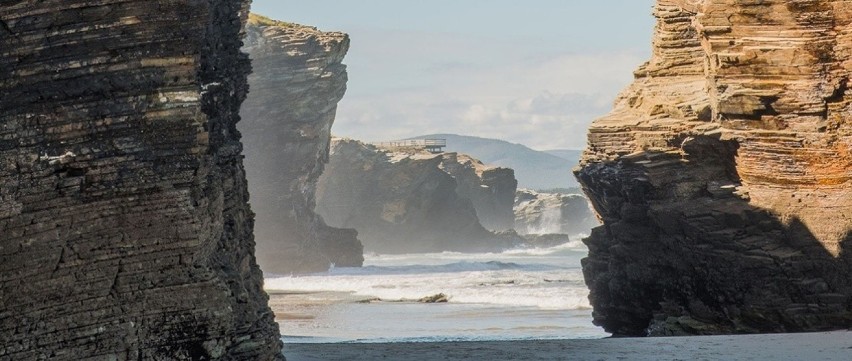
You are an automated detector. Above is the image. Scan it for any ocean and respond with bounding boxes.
[264,238,608,343]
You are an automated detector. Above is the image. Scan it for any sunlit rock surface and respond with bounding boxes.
[514,189,598,236]
[0,2,282,359]
[577,0,852,336]
[239,15,363,274]
[317,138,521,254]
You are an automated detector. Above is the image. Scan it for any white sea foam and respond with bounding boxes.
[266,268,589,310]
[527,205,563,234]
[362,237,587,264]
[265,243,592,310]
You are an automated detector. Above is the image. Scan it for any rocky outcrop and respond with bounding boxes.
[1,1,282,360]
[316,139,521,254]
[514,189,598,236]
[239,15,363,274]
[440,153,517,231]
[576,1,852,336]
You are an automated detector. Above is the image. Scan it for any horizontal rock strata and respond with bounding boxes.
[317,138,521,254]
[0,1,282,359]
[577,0,852,336]
[239,15,363,274]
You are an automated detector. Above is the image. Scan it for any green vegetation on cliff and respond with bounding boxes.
[248,13,295,28]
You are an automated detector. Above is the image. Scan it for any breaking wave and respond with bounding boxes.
[265,242,591,310]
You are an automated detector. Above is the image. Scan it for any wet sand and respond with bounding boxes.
[283,330,852,361]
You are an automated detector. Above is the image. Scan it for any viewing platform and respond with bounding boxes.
[372,138,447,153]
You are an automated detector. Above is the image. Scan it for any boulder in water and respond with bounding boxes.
[419,293,450,303]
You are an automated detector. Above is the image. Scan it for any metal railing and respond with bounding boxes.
[371,138,447,153]
[372,139,446,148]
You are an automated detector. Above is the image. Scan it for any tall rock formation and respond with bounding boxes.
[1,2,282,359]
[439,153,517,231]
[577,0,852,336]
[316,138,521,254]
[239,15,363,274]
[514,189,598,236]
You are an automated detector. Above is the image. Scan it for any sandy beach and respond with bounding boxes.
[283,331,852,361]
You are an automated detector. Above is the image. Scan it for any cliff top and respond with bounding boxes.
[247,13,296,28]
[247,13,347,40]
[330,138,512,179]
[449,152,506,176]
[245,13,349,59]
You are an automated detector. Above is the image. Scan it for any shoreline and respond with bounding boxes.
[283,330,852,361]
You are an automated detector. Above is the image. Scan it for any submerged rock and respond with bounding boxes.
[239,15,363,274]
[316,138,521,254]
[419,293,450,303]
[577,0,852,336]
[1,2,281,359]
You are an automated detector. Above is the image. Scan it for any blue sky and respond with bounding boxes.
[250,0,655,150]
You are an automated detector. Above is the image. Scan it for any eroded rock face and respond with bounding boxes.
[1,1,282,359]
[577,0,852,336]
[514,189,598,236]
[316,139,520,254]
[440,153,517,231]
[239,16,363,274]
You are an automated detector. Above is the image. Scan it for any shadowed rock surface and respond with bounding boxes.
[316,138,521,254]
[577,0,852,336]
[1,1,282,359]
[514,189,598,236]
[439,153,517,231]
[239,15,363,274]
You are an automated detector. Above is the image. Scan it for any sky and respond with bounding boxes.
[250,0,656,150]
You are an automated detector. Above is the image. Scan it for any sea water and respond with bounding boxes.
[264,238,608,343]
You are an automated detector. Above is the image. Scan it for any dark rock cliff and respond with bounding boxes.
[1,1,282,359]
[316,138,521,254]
[576,0,852,336]
[239,15,363,274]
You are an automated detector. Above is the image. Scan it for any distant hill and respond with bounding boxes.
[409,134,580,190]
[544,149,583,164]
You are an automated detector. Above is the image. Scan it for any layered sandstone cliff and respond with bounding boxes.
[1,1,282,359]
[514,189,598,236]
[239,15,363,274]
[577,0,852,336]
[316,138,521,254]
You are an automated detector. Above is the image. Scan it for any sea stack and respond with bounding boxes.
[576,1,852,336]
[239,15,364,274]
[316,138,521,254]
[1,1,282,359]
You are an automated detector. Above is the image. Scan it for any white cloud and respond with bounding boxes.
[331,27,647,150]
